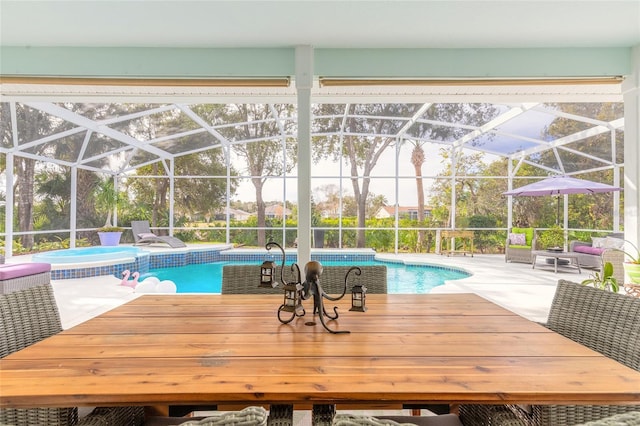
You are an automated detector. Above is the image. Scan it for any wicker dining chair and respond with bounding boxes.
[313,405,463,426]
[142,405,293,426]
[0,282,145,426]
[222,264,388,295]
[575,411,640,426]
[458,280,640,426]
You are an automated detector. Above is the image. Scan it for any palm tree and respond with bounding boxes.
[94,177,120,228]
[409,141,426,251]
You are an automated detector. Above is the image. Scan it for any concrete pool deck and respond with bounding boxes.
[6,245,596,329]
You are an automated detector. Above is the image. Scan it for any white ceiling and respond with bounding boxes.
[1,0,639,49]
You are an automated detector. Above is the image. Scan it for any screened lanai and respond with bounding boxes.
[0,82,628,261]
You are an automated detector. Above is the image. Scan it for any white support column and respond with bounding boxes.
[612,129,621,232]
[169,159,175,235]
[394,140,400,255]
[296,45,313,266]
[623,45,640,248]
[225,146,231,244]
[450,147,457,229]
[507,159,513,229]
[563,193,569,250]
[70,166,77,248]
[5,153,14,259]
[113,175,119,227]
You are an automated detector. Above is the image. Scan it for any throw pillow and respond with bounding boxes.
[509,233,526,246]
[574,246,605,255]
[604,237,625,250]
[591,237,607,248]
[137,232,156,239]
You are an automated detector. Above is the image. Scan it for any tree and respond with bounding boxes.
[35,167,72,234]
[93,177,120,228]
[540,103,623,230]
[126,104,236,232]
[0,103,71,249]
[406,103,499,250]
[313,104,418,247]
[428,149,489,227]
[224,104,296,246]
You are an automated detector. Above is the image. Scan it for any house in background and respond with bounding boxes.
[265,204,292,219]
[375,206,433,221]
[213,207,252,222]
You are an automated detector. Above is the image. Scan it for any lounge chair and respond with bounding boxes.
[131,220,186,248]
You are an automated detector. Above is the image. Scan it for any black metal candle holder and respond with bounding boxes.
[262,241,363,334]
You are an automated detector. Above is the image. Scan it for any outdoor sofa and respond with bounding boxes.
[569,233,625,282]
[0,262,51,294]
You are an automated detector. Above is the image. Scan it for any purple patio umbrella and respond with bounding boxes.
[503,175,622,225]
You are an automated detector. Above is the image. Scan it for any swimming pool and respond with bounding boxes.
[32,246,145,264]
[147,260,470,294]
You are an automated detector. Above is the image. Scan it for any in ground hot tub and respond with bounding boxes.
[32,246,144,264]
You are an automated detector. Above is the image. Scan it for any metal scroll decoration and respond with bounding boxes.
[264,241,363,334]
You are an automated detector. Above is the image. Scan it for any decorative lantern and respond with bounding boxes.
[260,260,277,288]
[281,282,299,312]
[350,284,367,312]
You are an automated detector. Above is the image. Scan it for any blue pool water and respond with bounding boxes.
[147,260,470,294]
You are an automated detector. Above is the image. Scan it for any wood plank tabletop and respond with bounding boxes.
[2,293,640,409]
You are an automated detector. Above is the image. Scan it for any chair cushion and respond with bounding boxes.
[333,413,463,426]
[144,407,269,426]
[0,263,51,280]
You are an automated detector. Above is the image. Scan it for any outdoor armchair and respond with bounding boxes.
[505,227,536,264]
[457,279,640,426]
[0,283,145,426]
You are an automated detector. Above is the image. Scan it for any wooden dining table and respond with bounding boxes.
[1,293,640,410]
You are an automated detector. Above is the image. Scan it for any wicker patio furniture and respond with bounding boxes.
[313,405,463,425]
[222,264,387,295]
[458,279,640,426]
[143,405,292,426]
[505,227,536,264]
[575,411,640,425]
[0,282,145,426]
[0,262,52,294]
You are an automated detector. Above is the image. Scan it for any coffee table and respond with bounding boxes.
[532,250,581,273]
